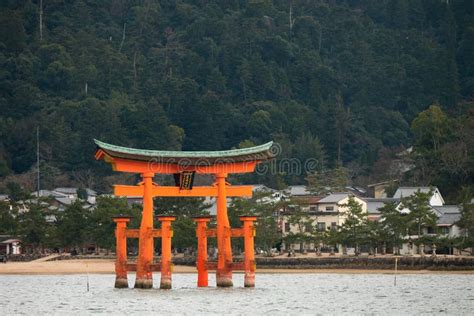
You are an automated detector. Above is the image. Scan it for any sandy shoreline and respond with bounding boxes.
[0,259,473,275]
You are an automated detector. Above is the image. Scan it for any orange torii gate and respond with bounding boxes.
[94,139,274,288]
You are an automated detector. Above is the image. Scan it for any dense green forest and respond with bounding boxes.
[0,0,472,199]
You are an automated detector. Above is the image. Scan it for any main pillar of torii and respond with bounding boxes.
[94,139,274,288]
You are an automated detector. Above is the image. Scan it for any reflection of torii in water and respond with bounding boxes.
[94,139,275,289]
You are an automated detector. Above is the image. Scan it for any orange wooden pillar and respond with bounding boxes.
[135,172,155,289]
[215,173,233,287]
[193,216,212,287]
[113,215,131,288]
[240,216,257,287]
[158,215,175,289]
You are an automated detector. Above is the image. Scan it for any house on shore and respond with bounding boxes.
[279,184,466,255]
[365,197,400,221]
[432,205,462,238]
[281,192,367,253]
[315,193,367,232]
[0,237,21,255]
[393,187,444,206]
[367,186,464,255]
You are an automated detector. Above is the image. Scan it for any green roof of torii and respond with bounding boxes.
[94,139,275,164]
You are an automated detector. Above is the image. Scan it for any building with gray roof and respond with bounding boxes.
[318,193,352,204]
[286,185,311,196]
[365,198,400,216]
[432,205,462,226]
[31,190,67,198]
[393,187,444,206]
[54,187,97,197]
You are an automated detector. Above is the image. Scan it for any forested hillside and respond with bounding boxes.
[0,1,472,198]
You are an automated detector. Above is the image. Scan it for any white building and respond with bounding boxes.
[432,205,462,238]
[368,187,464,254]
[281,193,367,252]
[365,197,400,221]
[393,187,444,207]
[0,239,21,255]
[280,185,466,255]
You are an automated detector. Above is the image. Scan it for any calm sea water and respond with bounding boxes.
[0,273,473,314]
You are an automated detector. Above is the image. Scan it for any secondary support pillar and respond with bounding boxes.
[157,215,176,289]
[193,216,212,287]
[135,172,155,289]
[113,215,131,288]
[240,216,257,287]
[216,173,233,287]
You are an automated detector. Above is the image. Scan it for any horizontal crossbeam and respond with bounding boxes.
[205,228,251,238]
[125,262,162,272]
[124,229,162,238]
[109,157,258,174]
[114,185,253,198]
[205,261,245,271]
[125,229,139,238]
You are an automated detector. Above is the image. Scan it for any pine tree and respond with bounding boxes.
[338,196,368,255]
[400,190,438,237]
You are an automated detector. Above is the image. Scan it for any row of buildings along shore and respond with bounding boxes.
[270,185,465,255]
[0,183,470,256]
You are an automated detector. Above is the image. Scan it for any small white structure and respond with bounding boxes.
[0,239,21,255]
[0,194,13,211]
[393,187,444,206]
[281,193,367,252]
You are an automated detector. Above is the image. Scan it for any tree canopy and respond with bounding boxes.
[0,1,472,198]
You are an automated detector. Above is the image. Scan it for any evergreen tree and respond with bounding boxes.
[306,165,350,196]
[400,190,438,238]
[57,201,89,250]
[379,202,408,254]
[337,196,368,255]
[282,198,314,253]
[17,203,48,250]
[86,196,137,251]
[230,192,281,255]
[0,201,17,235]
[457,188,474,251]
[0,1,471,194]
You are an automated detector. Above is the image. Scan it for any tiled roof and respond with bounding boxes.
[287,185,311,196]
[54,188,97,196]
[437,213,461,226]
[393,187,436,198]
[318,193,351,203]
[365,198,400,214]
[433,205,461,226]
[32,190,67,198]
[94,139,275,163]
[433,205,460,214]
[55,197,74,205]
[0,239,20,244]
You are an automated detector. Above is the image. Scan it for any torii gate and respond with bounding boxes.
[94,139,274,288]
